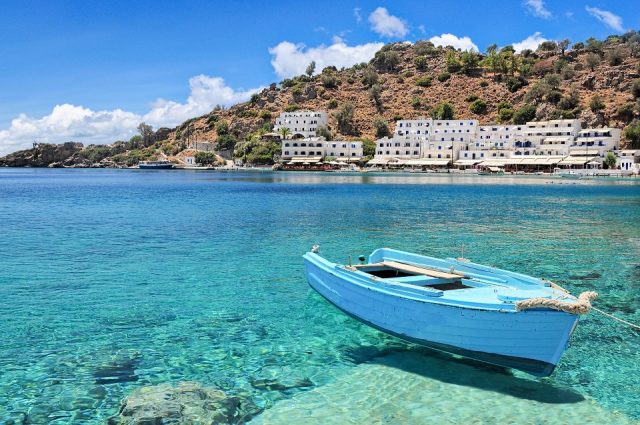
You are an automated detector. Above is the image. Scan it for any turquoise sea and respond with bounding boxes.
[0,169,639,424]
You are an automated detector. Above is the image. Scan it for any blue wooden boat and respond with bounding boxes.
[138,160,174,169]
[303,247,597,377]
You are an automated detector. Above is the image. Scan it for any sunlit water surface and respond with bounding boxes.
[0,169,638,423]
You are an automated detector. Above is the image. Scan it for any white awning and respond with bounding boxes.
[542,136,573,143]
[454,159,481,166]
[559,156,597,165]
[406,159,450,166]
[367,158,389,165]
[480,160,508,167]
[289,156,322,163]
[570,149,601,156]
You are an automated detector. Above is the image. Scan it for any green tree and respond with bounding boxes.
[321,74,338,88]
[538,41,558,52]
[305,61,316,77]
[482,44,499,76]
[624,120,640,148]
[361,66,379,88]
[316,125,333,141]
[373,118,390,138]
[414,55,428,71]
[586,37,603,54]
[498,108,514,122]
[414,40,437,56]
[368,84,383,109]
[416,76,432,87]
[558,39,570,56]
[372,50,400,72]
[437,72,451,82]
[469,99,487,114]
[195,151,219,165]
[216,134,237,151]
[216,121,229,136]
[586,53,600,71]
[603,152,617,169]
[606,47,626,66]
[513,104,537,124]
[446,51,462,73]
[589,95,605,112]
[334,102,356,135]
[278,126,291,140]
[362,139,376,158]
[432,102,455,120]
[137,122,154,147]
[460,51,480,75]
[632,79,640,99]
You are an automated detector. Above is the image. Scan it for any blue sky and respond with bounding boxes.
[0,0,637,154]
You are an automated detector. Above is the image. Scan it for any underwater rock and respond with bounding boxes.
[250,377,314,392]
[94,357,139,385]
[568,271,602,280]
[107,381,261,425]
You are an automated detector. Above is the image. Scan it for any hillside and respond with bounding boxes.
[3,33,640,167]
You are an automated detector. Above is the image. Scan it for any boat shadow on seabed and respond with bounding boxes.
[344,344,585,404]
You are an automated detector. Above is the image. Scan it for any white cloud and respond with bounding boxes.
[353,7,362,23]
[0,105,141,155]
[268,40,384,79]
[0,75,261,156]
[524,0,552,19]
[429,33,478,52]
[368,7,408,38]
[418,25,426,35]
[585,6,624,32]
[143,75,261,127]
[512,32,548,53]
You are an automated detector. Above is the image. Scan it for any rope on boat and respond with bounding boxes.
[591,307,640,331]
[515,291,599,315]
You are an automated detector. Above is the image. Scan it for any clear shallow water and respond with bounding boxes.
[0,169,638,423]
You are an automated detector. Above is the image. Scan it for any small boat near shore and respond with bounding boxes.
[138,160,174,169]
[303,247,597,376]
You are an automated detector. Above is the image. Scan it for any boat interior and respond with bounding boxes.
[353,261,475,291]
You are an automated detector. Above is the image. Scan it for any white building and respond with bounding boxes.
[618,150,640,173]
[369,117,623,171]
[570,128,622,157]
[281,137,363,162]
[375,136,421,158]
[516,119,580,156]
[274,111,328,139]
[460,124,521,162]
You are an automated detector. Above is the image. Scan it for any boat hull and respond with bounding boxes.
[304,255,578,376]
[138,164,174,169]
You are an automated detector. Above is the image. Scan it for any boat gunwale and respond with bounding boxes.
[304,250,577,315]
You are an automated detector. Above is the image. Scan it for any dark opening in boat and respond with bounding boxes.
[354,264,472,291]
[360,267,416,278]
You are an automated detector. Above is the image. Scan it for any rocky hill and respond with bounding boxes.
[3,32,640,167]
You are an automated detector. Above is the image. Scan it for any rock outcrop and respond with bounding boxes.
[107,381,261,425]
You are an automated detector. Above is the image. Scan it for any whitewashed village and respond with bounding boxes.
[267,110,639,175]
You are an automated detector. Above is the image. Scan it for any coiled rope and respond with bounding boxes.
[515,291,599,315]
